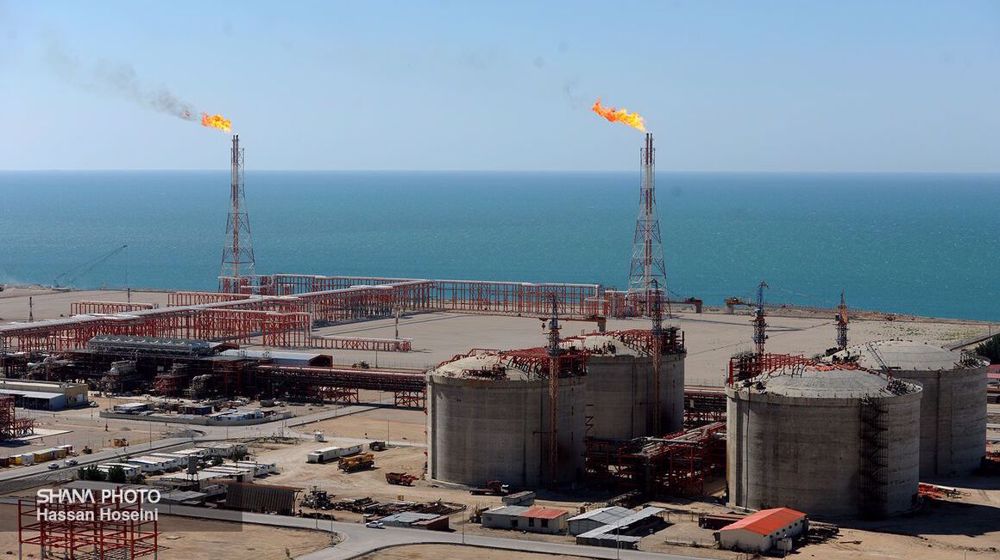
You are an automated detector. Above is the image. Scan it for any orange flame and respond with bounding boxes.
[201,113,232,133]
[591,98,646,132]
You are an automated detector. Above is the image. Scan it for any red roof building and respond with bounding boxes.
[481,505,569,535]
[523,506,568,520]
[719,508,808,554]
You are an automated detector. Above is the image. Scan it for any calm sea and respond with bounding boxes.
[0,171,997,321]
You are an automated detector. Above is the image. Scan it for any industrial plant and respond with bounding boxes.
[0,128,995,560]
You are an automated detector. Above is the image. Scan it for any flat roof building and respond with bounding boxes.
[574,507,666,548]
[482,505,569,534]
[568,506,634,536]
[379,512,450,531]
[0,379,88,410]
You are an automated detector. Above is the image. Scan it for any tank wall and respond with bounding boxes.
[428,375,585,488]
[660,353,686,433]
[585,357,642,440]
[586,352,685,440]
[727,388,920,519]
[900,366,987,476]
[879,390,922,515]
[552,376,587,483]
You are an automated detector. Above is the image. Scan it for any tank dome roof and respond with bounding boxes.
[560,333,643,357]
[431,353,531,381]
[825,340,975,371]
[739,364,920,399]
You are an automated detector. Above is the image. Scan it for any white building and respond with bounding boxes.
[96,463,142,479]
[481,505,569,534]
[718,508,807,554]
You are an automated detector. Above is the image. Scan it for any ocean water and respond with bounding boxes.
[0,171,998,321]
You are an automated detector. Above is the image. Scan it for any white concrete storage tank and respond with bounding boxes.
[427,350,586,488]
[563,328,685,439]
[727,360,921,519]
[826,341,987,477]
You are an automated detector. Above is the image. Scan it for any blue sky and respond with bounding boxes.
[1,1,998,171]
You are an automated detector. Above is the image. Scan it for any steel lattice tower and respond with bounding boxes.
[627,133,668,310]
[752,281,769,355]
[219,134,256,292]
[836,290,849,350]
[545,294,561,487]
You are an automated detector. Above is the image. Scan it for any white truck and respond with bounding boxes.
[306,444,362,464]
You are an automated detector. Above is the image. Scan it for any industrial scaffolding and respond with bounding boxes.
[1,272,705,355]
[18,497,159,560]
[0,396,35,440]
[727,352,816,385]
[257,364,429,408]
[70,302,158,315]
[584,422,726,498]
[683,387,727,428]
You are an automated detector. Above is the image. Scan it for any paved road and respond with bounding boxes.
[162,505,709,560]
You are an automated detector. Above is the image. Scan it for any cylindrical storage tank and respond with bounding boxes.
[565,331,685,439]
[727,363,921,519]
[827,341,988,477]
[427,353,586,488]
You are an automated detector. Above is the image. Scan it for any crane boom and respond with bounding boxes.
[53,244,128,288]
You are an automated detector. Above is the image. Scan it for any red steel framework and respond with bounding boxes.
[0,395,35,440]
[309,336,412,352]
[584,422,725,498]
[727,352,817,386]
[257,364,428,408]
[246,273,702,318]
[70,301,158,315]
[2,273,700,355]
[683,387,727,428]
[168,291,251,306]
[18,497,158,560]
[0,303,311,353]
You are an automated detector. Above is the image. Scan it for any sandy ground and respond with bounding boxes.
[358,544,588,559]
[0,287,171,323]
[0,504,332,559]
[307,311,995,387]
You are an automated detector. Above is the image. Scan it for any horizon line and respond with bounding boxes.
[3,169,1000,175]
